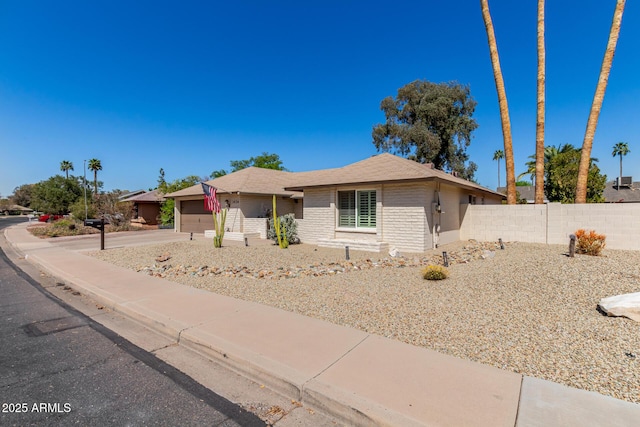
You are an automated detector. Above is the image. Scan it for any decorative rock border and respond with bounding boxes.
[136,240,504,280]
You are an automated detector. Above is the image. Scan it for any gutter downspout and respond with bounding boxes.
[432,183,441,249]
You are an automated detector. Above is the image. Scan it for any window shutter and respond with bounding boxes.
[338,191,356,227]
[357,190,376,228]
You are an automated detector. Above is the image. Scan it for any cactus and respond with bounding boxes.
[267,214,299,245]
[272,195,288,249]
[212,208,227,248]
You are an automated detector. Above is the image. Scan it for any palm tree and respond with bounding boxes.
[519,144,576,182]
[612,141,630,187]
[88,158,102,196]
[481,0,516,204]
[576,0,626,203]
[493,149,505,188]
[60,160,74,179]
[534,0,546,204]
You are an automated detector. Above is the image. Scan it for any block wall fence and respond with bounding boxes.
[459,203,640,250]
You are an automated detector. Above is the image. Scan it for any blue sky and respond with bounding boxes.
[1,1,639,197]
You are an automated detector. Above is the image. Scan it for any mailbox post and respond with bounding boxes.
[84,218,105,250]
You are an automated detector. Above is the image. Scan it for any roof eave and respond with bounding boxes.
[285,177,428,191]
[286,177,505,199]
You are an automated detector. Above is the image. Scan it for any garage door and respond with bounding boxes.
[180,200,211,233]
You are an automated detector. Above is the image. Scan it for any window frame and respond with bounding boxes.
[337,189,376,230]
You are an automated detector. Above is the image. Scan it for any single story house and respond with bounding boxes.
[119,189,147,200]
[496,186,549,204]
[602,178,640,203]
[166,167,303,238]
[285,153,505,253]
[166,154,504,252]
[2,204,34,215]
[120,189,165,225]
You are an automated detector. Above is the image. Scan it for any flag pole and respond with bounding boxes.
[202,182,227,248]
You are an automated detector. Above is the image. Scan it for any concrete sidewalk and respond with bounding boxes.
[4,223,639,426]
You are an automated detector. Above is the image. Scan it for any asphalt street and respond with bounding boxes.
[0,217,265,426]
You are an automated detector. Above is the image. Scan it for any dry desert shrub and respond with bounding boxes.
[422,264,449,280]
[574,229,606,256]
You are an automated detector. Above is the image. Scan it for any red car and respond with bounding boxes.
[38,214,65,222]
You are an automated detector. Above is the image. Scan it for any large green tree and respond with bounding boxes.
[11,184,34,208]
[0,197,9,212]
[211,169,228,178]
[231,152,287,173]
[520,144,572,182]
[545,146,606,203]
[31,175,83,214]
[212,152,287,177]
[371,79,478,180]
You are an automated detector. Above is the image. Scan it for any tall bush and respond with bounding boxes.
[69,199,96,220]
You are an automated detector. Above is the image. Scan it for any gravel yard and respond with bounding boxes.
[89,239,640,404]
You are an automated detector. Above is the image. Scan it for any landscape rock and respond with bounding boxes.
[155,252,171,262]
[598,292,640,322]
[481,250,495,259]
[136,240,505,280]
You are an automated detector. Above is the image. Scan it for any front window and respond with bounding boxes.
[338,190,376,228]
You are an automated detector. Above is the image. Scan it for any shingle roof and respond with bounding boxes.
[515,186,534,201]
[118,189,146,200]
[166,167,304,198]
[120,189,165,203]
[7,204,33,212]
[166,154,504,199]
[496,186,548,203]
[603,180,640,203]
[285,153,505,197]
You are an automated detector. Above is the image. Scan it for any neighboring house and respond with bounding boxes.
[496,186,548,204]
[118,189,146,200]
[500,177,640,203]
[603,178,640,203]
[119,189,165,225]
[166,167,303,238]
[285,154,505,253]
[2,204,33,215]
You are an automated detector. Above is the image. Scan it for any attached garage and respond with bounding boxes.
[179,199,210,233]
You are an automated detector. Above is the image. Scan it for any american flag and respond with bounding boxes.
[201,183,221,213]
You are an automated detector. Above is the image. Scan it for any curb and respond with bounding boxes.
[4,222,640,427]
